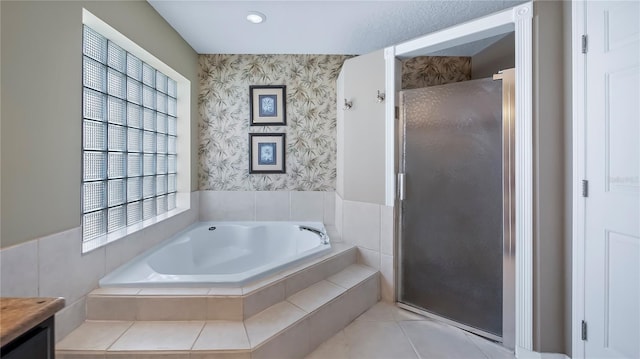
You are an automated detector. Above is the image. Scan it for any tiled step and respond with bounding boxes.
[86,243,357,321]
[56,264,380,359]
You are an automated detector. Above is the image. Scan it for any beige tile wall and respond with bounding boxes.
[335,193,395,302]
[199,191,335,224]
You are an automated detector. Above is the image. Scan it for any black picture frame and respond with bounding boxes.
[249,85,287,126]
[249,133,286,173]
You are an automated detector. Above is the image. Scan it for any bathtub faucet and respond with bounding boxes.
[298,225,329,245]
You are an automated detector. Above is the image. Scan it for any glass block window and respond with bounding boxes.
[82,25,177,242]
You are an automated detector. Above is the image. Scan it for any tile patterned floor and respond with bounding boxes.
[305,302,516,359]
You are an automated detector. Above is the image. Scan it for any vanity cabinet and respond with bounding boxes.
[0,298,64,359]
[1,317,54,359]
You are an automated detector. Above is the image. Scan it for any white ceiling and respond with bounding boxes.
[147,0,526,55]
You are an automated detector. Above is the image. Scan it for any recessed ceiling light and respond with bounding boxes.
[246,11,266,24]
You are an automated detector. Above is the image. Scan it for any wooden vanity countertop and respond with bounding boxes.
[0,297,65,347]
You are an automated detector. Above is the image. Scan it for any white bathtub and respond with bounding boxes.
[99,221,332,287]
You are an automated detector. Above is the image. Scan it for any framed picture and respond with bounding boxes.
[250,85,287,126]
[249,133,286,173]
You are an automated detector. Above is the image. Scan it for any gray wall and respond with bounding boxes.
[471,33,515,79]
[0,0,200,248]
[532,0,567,353]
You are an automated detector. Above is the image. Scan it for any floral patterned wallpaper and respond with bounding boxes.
[402,56,471,90]
[198,54,471,191]
[199,54,350,191]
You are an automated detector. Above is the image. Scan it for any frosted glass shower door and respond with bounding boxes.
[398,78,504,338]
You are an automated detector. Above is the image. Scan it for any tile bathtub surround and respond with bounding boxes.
[291,191,325,221]
[378,205,395,302]
[0,239,39,297]
[243,281,286,319]
[87,288,244,322]
[87,295,138,321]
[192,321,250,351]
[38,228,106,305]
[56,261,379,358]
[335,193,344,236]
[287,280,346,313]
[109,321,206,351]
[343,200,381,252]
[380,254,395,303]
[55,297,88,342]
[356,247,380,270]
[380,205,395,256]
[199,190,335,225]
[255,191,290,221]
[57,321,134,351]
[85,245,358,322]
[200,191,256,221]
[323,192,336,227]
[207,297,244,321]
[246,268,378,352]
[136,297,210,321]
[0,191,200,342]
[338,195,396,302]
[192,353,250,359]
[244,301,306,347]
[252,318,311,359]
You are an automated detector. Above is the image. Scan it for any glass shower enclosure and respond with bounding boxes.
[397,69,515,349]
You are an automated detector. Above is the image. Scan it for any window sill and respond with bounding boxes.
[81,206,189,254]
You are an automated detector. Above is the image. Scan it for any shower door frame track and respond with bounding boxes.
[396,302,503,343]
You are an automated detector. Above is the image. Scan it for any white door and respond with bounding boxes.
[584,1,639,358]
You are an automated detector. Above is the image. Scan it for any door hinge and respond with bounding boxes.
[581,35,588,54]
[397,173,406,200]
[395,106,399,120]
[581,320,588,341]
[582,180,589,197]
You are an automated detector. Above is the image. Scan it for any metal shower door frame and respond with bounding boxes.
[395,69,516,349]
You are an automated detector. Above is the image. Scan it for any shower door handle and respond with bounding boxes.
[397,173,406,200]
